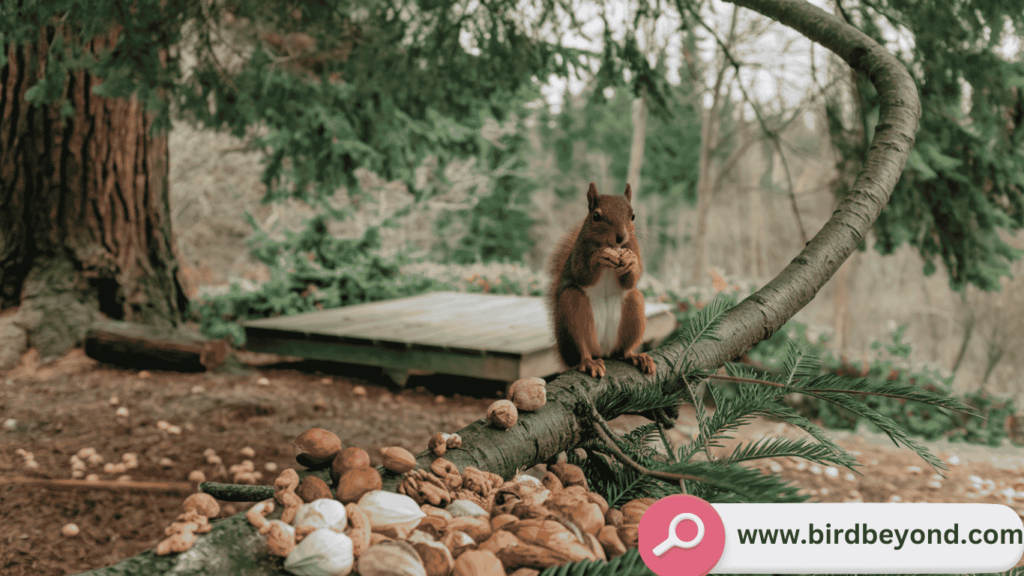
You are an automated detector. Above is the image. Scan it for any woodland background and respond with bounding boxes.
[2,0,1024,573]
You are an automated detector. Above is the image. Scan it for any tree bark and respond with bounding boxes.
[73,0,920,573]
[0,25,185,360]
[84,320,230,372]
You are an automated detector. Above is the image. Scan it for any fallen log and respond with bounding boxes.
[84,321,230,372]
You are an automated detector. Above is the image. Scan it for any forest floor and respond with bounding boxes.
[2,348,1023,576]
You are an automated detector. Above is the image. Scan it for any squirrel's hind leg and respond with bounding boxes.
[555,287,606,378]
[616,289,656,375]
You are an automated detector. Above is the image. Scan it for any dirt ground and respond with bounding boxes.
[2,349,1024,576]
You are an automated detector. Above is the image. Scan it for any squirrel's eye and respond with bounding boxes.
[593,212,601,222]
[631,213,635,221]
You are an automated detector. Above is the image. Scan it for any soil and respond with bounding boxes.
[2,349,1024,575]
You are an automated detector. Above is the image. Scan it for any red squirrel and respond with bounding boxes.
[547,182,656,378]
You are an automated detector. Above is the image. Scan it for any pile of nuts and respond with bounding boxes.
[236,452,648,575]
[161,376,656,574]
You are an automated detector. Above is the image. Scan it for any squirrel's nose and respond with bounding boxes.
[615,232,627,245]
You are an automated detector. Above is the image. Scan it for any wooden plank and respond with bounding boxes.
[241,292,678,382]
[244,332,521,381]
[321,296,535,346]
[246,292,460,332]
[492,304,675,354]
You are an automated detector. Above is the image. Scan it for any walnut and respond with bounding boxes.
[462,467,503,497]
[430,458,463,490]
[487,400,518,429]
[398,469,452,507]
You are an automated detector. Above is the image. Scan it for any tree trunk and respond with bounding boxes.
[72,0,921,572]
[0,26,185,360]
[691,7,737,287]
[626,95,648,194]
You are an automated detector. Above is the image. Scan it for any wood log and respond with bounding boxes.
[84,321,229,372]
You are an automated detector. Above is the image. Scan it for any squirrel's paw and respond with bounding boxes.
[597,247,620,269]
[615,249,638,275]
[578,357,606,378]
[625,352,656,375]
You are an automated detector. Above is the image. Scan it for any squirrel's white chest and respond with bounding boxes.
[583,269,626,357]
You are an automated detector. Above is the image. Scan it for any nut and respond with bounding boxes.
[182,493,220,518]
[508,377,546,412]
[357,540,425,576]
[412,538,455,576]
[620,497,656,525]
[441,531,477,559]
[541,472,563,493]
[548,462,587,490]
[428,433,447,457]
[246,499,275,532]
[445,434,462,450]
[345,502,372,558]
[296,475,333,503]
[331,447,372,485]
[336,466,383,504]
[604,508,623,527]
[598,524,627,558]
[294,428,343,470]
[381,447,417,473]
[273,468,304,524]
[430,458,463,490]
[486,400,518,429]
[398,469,451,507]
[453,549,505,576]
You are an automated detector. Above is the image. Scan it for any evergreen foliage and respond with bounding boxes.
[833,0,1024,291]
[581,295,966,505]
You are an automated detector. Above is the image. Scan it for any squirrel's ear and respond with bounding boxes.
[587,182,599,212]
[624,183,633,202]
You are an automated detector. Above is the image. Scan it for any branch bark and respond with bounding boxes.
[74,0,919,573]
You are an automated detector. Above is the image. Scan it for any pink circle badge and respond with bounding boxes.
[639,494,726,576]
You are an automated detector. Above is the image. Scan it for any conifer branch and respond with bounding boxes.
[587,402,708,484]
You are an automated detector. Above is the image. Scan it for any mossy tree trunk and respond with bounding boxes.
[0,26,186,360]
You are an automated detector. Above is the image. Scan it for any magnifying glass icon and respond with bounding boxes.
[652,512,705,556]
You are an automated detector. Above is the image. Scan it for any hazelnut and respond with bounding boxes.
[381,447,417,474]
[486,400,518,430]
[331,447,371,485]
[604,507,623,527]
[296,475,333,503]
[294,428,342,470]
[336,467,383,503]
[508,377,546,412]
[549,462,587,490]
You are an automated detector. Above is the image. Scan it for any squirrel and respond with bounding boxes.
[546,182,656,378]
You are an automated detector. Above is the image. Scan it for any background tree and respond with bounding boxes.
[0,0,575,357]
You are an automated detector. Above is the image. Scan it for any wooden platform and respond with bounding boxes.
[242,291,677,383]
